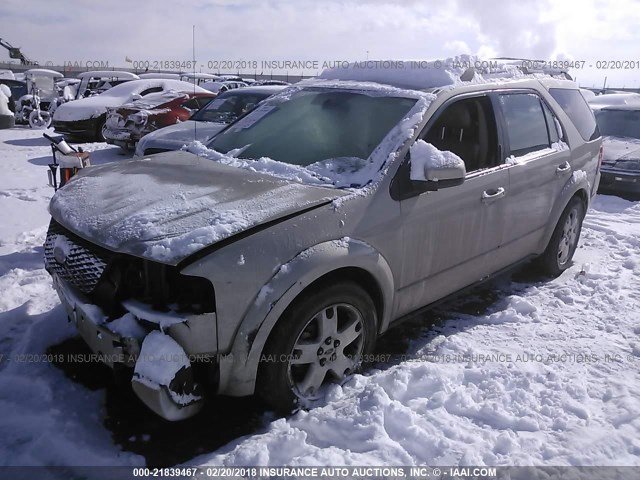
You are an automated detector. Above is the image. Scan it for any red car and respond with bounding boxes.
[103,90,215,151]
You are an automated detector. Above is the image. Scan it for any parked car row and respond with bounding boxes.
[44,59,603,420]
[135,85,286,156]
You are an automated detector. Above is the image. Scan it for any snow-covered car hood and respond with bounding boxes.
[602,137,640,171]
[53,94,130,122]
[53,80,209,122]
[136,120,226,155]
[49,151,345,265]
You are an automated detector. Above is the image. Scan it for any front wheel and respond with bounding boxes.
[29,110,51,129]
[536,196,585,276]
[257,282,377,413]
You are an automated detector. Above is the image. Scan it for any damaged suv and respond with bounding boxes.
[45,59,601,420]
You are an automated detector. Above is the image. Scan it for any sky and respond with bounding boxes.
[1,0,640,87]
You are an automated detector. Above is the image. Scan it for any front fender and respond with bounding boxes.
[218,238,394,396]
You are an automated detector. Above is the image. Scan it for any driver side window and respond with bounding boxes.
[421,95,499,173]
[391,95,499,200]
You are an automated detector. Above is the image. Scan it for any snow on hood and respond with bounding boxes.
[135,120,225,156]
[49,151,345,265]
[119,90,192,110]
[53,80,209,122]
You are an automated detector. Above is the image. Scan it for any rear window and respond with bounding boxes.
[549,88,600,141]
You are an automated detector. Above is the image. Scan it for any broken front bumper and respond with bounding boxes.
[52,273,209,421]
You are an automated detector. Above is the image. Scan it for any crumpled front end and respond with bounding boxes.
[44,219,217,421]
[104,107,170,150]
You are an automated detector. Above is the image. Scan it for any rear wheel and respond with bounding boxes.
[257,282,377,413]
[537,196,585,276]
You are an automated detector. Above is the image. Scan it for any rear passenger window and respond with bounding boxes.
[499,93,550,157]
[549,88,600,141]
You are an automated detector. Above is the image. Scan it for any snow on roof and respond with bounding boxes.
[0,69,15,80]
[181,73,220,80]
[319,55,574,92]
[77,71,139,80]
[138,73,181,80]
[24,68,63,79]
[100,79,209,98]
[588,92,640,107]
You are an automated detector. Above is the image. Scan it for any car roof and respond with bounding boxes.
[317,57,574,93]
[78,71,140,80]
[217,85,286,96]
[588,92,640,107]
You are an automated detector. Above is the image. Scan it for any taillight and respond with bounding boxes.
[597,144,603,173]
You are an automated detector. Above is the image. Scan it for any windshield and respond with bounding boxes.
[192,91,271,123]
[595,109,640,139]
[208,88,417,168]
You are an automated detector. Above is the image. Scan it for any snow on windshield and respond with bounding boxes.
[187,85,432,188]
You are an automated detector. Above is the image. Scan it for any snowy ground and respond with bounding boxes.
[0,127,639,469]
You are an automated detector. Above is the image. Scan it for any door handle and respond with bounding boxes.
[556,161,571,174]
[481,187,505,203]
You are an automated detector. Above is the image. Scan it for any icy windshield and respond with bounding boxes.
[595,109,640,139]
[207,89,417,168]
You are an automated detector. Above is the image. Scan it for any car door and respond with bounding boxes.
[495,91,572,262]
[392,94,510,318]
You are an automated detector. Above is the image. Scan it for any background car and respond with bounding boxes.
[104,90,215,151]
[135,85,285,156]
[75,71,140,99]
[200,80,247,94]
[52,79,209,141]
[591,103,640,199]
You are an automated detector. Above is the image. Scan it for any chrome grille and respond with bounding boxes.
[44,220,114,294]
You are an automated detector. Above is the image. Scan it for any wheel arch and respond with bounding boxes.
[540,179,590,255]
[217,238,395,396]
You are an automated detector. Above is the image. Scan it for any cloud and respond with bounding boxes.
[0,0,639,86]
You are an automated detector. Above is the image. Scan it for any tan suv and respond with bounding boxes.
[45,62,602,420]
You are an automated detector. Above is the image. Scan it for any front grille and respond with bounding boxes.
[44,220,114,294]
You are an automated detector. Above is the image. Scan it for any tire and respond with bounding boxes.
[95,117,106,142]
[536,196,585,277]
[0,114,14,129]
[257,281,377,413]
[28,110,51,129]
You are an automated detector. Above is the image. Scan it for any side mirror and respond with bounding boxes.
[131,93,142,101]
[409,140,466,190]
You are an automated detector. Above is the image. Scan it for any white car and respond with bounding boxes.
[52,79,209,141]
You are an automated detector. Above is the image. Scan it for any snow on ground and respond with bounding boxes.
[0,126,639,469]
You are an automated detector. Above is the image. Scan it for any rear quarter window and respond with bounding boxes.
[549,88,600,141]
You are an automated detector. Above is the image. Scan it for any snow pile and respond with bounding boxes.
[0,89,12,116]
[192,198,640,467]
[134,331,190,388]
[409,140,465,181]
